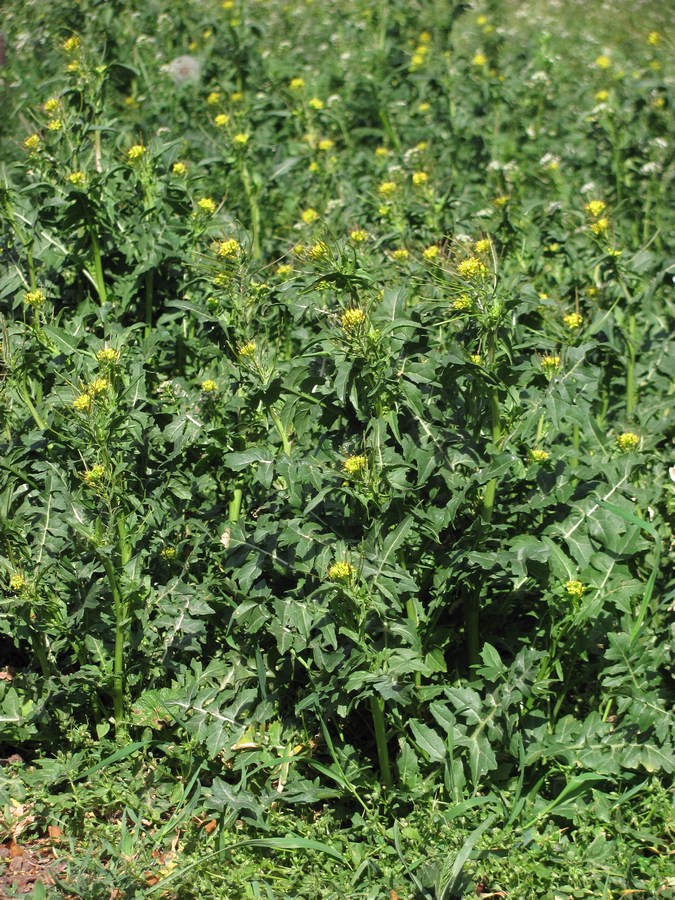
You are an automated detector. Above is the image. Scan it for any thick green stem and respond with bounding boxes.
[145,268,154,338]
[86,214,108,305]
[405,597,422,688]
[626,309,637,417]
[239,161,261,259]
[29,628,52,679]
[100,555,125,733]
[229,486,243,524]
[369,695,393,788]
[269,407,292,456]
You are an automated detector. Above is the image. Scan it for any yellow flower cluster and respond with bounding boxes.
[160,547,177,560]
[472,52,487,66]
[565,580,585,599]
[89,377,110,395]
[216,239,241,258]
[68,171,86,186]
[318,138,334,151]
[410,33,431,71]
[590,218,609,235]
[453,295,473,311]
[24,134,41,153]
[350,229,368,243]
[412,171,429,186]
[327,561,354,581]
[172,161,188,176]
[343,454,367,475]
[201,379,218,393]
[595,55,611,69]
[238,341,257,358]
[563,312,583,330]
[392,248,409,261]
[309,241,329,260]
[206,91,221,105]
[82,464,106,487]
[97,347,120,365]
[62,35,80,53]
[458,257,487,279]
[423,245,440,261]
[301,208,319,224]
[233,132,249,145]
[378,181,397,196]
[540,355,561,374]
[24,289,47,307]
[127,144,146,161]
[9,573,26,592]
[615,431,640,452]
[276,263,293,277]
[585,200,606,218]
[72,393,92,412]
[215,113,230,127]
[197,198,216,215]
[341,308,366,333]
[468,353,482,365]
[529,449,550,462]
[474,239,491,254]
[308,97,324,110]
[289,77,305,90]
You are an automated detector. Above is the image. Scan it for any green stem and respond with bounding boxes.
[571,424,580,469]
[369,695,393,788]
[100,554,126,734]
[18,381,47,431]
[86,214,108,305]
[269,407,292,456]
[405,597,422,689]
[239,161,261,259]
[29,627,52,679]
[145,268,154,338]
[229,486,243,524]
[626,308,637,418]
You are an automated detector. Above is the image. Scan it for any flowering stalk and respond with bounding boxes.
[238,161,261,259]
[85,210,108,305]
[268,407,292,456]
[369,695,393,788]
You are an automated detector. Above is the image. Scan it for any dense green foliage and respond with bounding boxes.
[0,0,673,896]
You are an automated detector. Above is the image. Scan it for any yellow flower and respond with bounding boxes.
[289,77,305,90]
[565,580,585,599]
[197,197,216,215]
[43,97,60,114]
[595,89,609,102]
[476,15,488,26]
[590,217,609,235]
[418,102,430,112]
[301,208,319,224]
[327,561,354,581]
[66,60,80,73]
[412,171,429,186]
[469,353,482,365]
[563,312,583,330]
[308,97,324,110]
[172,161,188,176]
[201,379,218,393]
[410,53,425,70]
[595,55,611,69]
[97,347,120,365]
[453,295,473,311]
[233,132,249,145]
[616,431,640,452]
[540,355,561,374]
[62,35,80,53]
[215,113,230,127]
[375,146,389,158]
[350,229,368,243]
[423,245,440,261]
[68,171,87,186]
[127,144,146,161]
[318,138,334,151]
[309,240,329,260]
[160,547,177,560]
[392,248,409,261]
[419,31,432,44]
[238,341,256,358]
[230,91,243,103]
[343,454,367,475]
[457,257,487,279]
[474,239,491,254]
[472,52,487,66]
[276,263,293,277]
[9,573,26,592]
[585,199,606,217]
[341,308,366,332]
[73,393,92,412]
[308,161,320,173]
[493,195,509,207]
[206,91,221,105]
[82,463,106,487]
[47,119,63,132]
[23,289,47,307]
[216,239,241,258]
[89,377,109,395]
[648,31,661,46]
[24,134,41,152]
[378,181,397,196]
[529,449,550,462]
